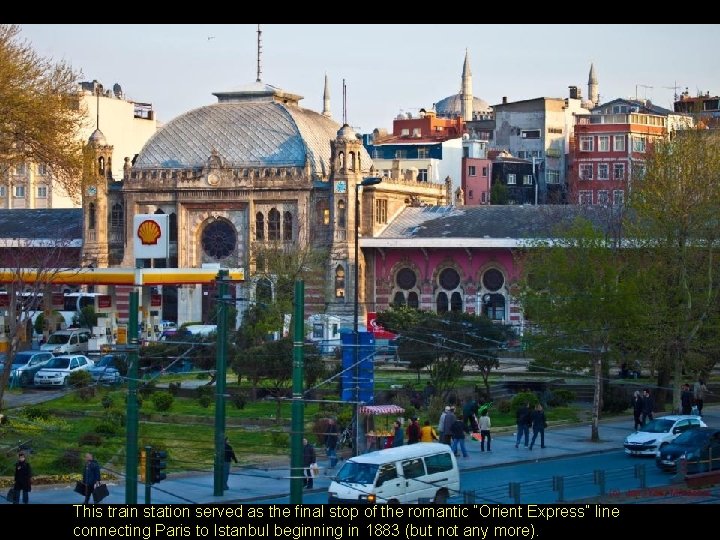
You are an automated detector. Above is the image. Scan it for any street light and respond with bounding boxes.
[353,176,382,455]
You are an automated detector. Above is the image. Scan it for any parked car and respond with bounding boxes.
[40,328,91,355]
[34,354,94,387]
[624,415,706,456]
[9,351,54,386]
[656,428,720,473]
[89,353,127,385]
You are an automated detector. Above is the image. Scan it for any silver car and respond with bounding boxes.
[34,354,93,387]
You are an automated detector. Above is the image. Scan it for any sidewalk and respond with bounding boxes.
[16,405,717,504]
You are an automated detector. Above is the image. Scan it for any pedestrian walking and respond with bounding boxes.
[407,417,421,444]
[631,390,643,430]
[420,420,438,442]
[694,379,708,416]
[224,437,238,489]
[478,410,492,452]
[641,389,654,425]
[449,418,469,458]
[442,406,457,445]
[437,406,449,443]
[515,402,531,448]
[81,452,101,504]
[528,404,546,450]
[392,420,404,447]
[302,438,316,489]
[680,384,693,415]
[13,451,32,504]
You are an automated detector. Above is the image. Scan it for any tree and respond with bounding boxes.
[519,211,642,442]
[627,129,720,411]
[0,25,85,201]
[490,182,509,205]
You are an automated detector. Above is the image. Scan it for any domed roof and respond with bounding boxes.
[88,128,107,146]
[336,124,357,141]
[435,94,491,118]
[133,100,371,178]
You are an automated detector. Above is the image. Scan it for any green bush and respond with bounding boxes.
[24,407,51,421]
[230,392,246,410]
[196,385,213,408]
[51,449,82,473]
[510,391,540,412]
[101,394,114,409]
[269,431,290,448]
[77,386,96,401]
[104,409,126,428]
[79,432,103,446]
[139,381,156,398]
[168,382,182,396]
[603,386,630,414]
[547,389,575,407]
[95,422,118,436]
[151,391,174,412]
[69,370,92,388]
[198,395,212,408]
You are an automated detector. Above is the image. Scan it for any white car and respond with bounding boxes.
[34,354,94,387]
[624,415,706,456]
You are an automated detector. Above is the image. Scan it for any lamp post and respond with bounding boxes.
[353,176,382,456]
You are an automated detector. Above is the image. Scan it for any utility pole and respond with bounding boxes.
[290,280,305,504]
[124,289,139,504]
[213,270,229,496]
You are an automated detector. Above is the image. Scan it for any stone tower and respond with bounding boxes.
[461,49,473,122]
[322,74,332,118]
[327,124,364,317]
[588,63,599,108]
[82,128,113,268]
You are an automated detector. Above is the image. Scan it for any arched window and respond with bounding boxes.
[268,209,280,240]
[436,267,463,313]
[257,278,272,305]
[392,291,406,307]
[479,268,506,321]
[316,200,330,227]
[349,152,356,171]
[338,152,345,170]
[255,212,264,241]
[392,268,419,309]
[201,219,237,259]
[482,268,505,292]
[335,265,345,298]
[169,213,177,242]
[437,292,449,313]
[482,293,506,321]
[283,211,293,241]
[98,157,104,176]
[408,291,419,309]
[450,291,463,312]
[88,203,96,230]
[337,200,346,229]
[110,203,123,229]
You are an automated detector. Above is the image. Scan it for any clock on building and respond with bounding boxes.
[86,185,97,196]
[335,180,347,193]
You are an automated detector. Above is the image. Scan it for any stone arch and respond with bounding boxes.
[386,258,422,309]
[432,260,466,313]
[187,210,245,267]
[475,263,509,321]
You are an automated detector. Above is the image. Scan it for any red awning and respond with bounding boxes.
[360,405,405,416]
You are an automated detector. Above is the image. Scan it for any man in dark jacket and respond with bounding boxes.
[302,438,316,489]
[82,452,101,504]
[407,417,421,444]
[681,384,693,415]
[13,451,32,504]
[641,389,654,425]
[224,437,238,489]
[514,402,531,448]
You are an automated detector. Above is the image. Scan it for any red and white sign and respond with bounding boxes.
[133,214,169,259]
[97,295,112,309]
[367,312,397,340]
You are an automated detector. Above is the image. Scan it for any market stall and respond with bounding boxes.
[361,404,405,451]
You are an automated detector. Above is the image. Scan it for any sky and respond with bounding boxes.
[19,24,720,133]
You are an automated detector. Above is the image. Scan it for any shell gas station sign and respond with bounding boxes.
[133,214,169,259]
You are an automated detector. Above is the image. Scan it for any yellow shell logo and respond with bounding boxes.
[137,219,162,245]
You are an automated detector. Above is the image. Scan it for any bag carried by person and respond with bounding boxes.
[310,463,320,478]
[471,432,483,442]
[5,487,16,502]
[93,483,110,503]
[74,481,87,495]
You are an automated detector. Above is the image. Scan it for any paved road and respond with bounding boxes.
[9,405,718,505]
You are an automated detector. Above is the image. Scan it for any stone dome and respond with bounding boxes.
[88,128,107,146]
[133,83,372,179]
[435,94,491,119]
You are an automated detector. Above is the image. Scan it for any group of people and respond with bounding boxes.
[514,402,547,450]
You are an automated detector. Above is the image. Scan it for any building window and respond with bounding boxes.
[482,293,505,321]
[507,173,516,185]
[38,163,48,176]
[335,265,345,298]
[437,267,462,313]
[517,151,526,159]
[417,169,428,182]
[395,150,407,159]
[375,199,388,224]
[632,136,646,153]
[597,164,609,180]
[111,203,123,229]
[614,135,625,152]
[268,209,280,240]
[579,164,593,180]
[547,170,560,184]
[468,190,474,199]
[14,163,27,175]
[578,191,592,205]
[598,136,610,152]
[412,128,421,137]
[482,269,504,292]
[613,190,625,206]
[315,200,330,227]
[255,212,264,241]
[463,147,469,158]
[417,147,428,159]
[14,185,25,198]
[521,130,541,139]
[88,202,96,229]
[337,200,346,229]
[437,292,449,313]
[468,166,476,176]
[523,174,533,185]
[0,186,5,197]
[482,166,488,177]
[580,136,593,152]
[283,211,293,241]
[169,212,177,242]
[401,128,410,137]
[613,163,625,180]
[481,192,486,203]
[201,219,237,259]
[393,268,419,308]
[36,185,48,198]
[597,190,610,205]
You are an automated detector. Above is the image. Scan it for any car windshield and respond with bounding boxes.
[47,334,70,345]
[45,357,70,369]
[12,353,34,366]
[336,462,379,485]
[95,356,115,368]
[672,430,711,447]
[639,419,675,434]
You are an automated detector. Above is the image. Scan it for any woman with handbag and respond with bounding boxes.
[13,451,32,504]
[82,452,101,504]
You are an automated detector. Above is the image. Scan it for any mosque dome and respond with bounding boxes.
[133,82,371,178]
[434,94,491,119]
[88,129,107,146]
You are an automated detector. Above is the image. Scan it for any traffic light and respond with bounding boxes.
[151,450,167,484]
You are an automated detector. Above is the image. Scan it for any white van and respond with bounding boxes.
[41,328,91,355]
[328,442,459,504]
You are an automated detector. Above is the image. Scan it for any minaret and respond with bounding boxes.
[588,63,599,107]
[82,128,113,269]
[461,49,473,122]
[322,74,331,118]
